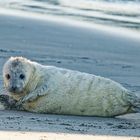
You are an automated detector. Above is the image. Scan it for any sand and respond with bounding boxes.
[0,13,140,139]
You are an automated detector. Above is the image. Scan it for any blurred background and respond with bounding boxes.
[0,0,140,32]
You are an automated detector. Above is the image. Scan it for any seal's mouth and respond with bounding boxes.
[9,86,18,93]
[9,89,19,94]
[6,86,23,94]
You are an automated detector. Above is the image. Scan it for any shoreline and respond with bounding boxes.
[0,8,140,40]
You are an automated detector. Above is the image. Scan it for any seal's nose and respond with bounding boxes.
[11,86,17,91]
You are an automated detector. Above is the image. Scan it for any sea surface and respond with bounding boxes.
[0,0,140,32]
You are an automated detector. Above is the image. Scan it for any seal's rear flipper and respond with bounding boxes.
[127,92,140,113]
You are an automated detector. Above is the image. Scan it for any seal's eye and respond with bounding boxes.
[6,74,10,80]
[19,74,25,80]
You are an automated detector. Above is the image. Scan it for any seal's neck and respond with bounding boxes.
[25,65,40,94]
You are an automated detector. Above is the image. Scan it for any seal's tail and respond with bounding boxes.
[127,92,140,113]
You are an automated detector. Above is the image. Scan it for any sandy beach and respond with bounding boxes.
[0,13,140,139]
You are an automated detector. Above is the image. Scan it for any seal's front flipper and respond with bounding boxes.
[20,84,48,103]
[0,94,17,110]
[0,95,8,110]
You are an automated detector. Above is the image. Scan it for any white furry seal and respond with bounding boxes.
[2,57,140,117]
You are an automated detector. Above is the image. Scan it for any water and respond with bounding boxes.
[0,0,140,32]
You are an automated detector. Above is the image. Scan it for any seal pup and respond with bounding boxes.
[2,57,140,117]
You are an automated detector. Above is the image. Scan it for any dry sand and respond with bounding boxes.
[0,13,140,139]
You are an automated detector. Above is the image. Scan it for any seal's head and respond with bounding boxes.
[3,57,34,94]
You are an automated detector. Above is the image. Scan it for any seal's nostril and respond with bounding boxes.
[12,86,17,91]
